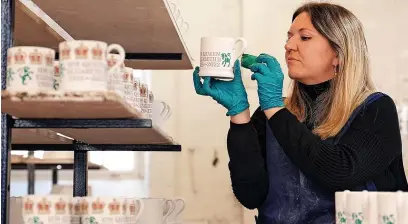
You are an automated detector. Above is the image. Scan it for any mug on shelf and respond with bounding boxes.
[6,46,55,94]
[58,40,125,93]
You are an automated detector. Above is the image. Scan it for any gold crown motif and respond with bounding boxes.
[60,43,71,60]
[45,52,54,66]
[54,64,60,75]
[55,198,67,214]
[29,49,43,65]
[75,43,89,59]
[14,49,26,64]
[24,198,34,213]
[140,84,148,97]
[122,72,130,81]
[74,199,89,214]
[92,44,103,59]
[92,198,105,214]
[37,197,51,214]
[108,199,121,215]
[128,201,137,215]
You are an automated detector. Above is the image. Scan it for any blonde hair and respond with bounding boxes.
[285,2,376,139]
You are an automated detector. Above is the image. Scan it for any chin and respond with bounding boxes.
[287,70,305,81]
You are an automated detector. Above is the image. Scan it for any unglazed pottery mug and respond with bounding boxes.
[58,40,125,92]
[6,46,55,94]
[199,37,247,79]
[138,198,175,224]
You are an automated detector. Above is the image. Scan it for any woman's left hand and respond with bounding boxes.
[250,53,285,110]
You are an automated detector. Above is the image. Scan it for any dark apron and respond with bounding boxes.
[256,92,384,224]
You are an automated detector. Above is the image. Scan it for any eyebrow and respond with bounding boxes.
[287,28,316,35]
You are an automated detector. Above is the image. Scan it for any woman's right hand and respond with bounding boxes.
[193,60,250,116]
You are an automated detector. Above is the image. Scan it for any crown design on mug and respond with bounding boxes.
[55,198,67,214]
[37,197,51,214]
[45,52,54,66]
[74,199,89,214]
[92,198,105,214]
[92,44,103,59]
[148,91,154,103]
[29,49,43,65]
[128,201,137,215]
[24,198,34,213]
[60,43,71,60]
[14,49,26,64]
[140,84,148,97]
[108,199,121,214]
[75,43,89,59]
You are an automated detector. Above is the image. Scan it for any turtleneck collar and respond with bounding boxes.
[298,80,331,101]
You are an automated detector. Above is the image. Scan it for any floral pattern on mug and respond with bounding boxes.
[336,211,347,223]
[352,212,363,224]
[382,215,395,224]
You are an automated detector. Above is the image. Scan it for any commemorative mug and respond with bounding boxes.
[58,40,125,93]
[6,46,55,94]
[199,37,247,79]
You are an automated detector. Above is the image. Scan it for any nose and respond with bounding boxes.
[284,36,297,52]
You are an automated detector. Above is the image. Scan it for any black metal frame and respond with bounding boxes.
[1,0,181,222]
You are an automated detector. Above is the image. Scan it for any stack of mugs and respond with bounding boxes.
[335,190,408,223]
[11,195,185,224]
[6,40,153,119]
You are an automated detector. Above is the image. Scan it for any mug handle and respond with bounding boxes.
[232,38,248,62]
[107,44,125,72]
[158,101,172,120]
[173,198,185,219]
[134,199,144,221]
[163,199,176,221]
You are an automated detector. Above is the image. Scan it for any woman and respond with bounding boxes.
[193,2,408,224]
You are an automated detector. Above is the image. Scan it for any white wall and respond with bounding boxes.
[149,0,408,223]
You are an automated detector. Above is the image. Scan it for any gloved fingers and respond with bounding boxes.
[256,54,280,71]
[203,77,216,96]
[193,67,206,95]
[250,63,269,75]
[251,72,263,81]
[233,60,242,79]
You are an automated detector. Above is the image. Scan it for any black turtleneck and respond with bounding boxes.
[226,81,408,209]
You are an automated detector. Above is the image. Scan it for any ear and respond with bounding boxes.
[332,56,339,67]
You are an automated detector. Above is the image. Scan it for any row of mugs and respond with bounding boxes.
[6,41,156,119]
[12,195,185,224]
[335,190,408,224]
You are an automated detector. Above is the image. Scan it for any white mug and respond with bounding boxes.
[397,191,408,223]
[199,37,247,79]
[58,40,125,93]
[335,190,349,224]
[6,46,55,94]
[345,191,368,223]
[138,198,175,224]
[377,192,397,224]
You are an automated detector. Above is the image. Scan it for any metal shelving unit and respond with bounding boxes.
[1,0,185,223]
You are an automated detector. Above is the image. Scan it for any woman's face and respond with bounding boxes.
[285,12,338,85]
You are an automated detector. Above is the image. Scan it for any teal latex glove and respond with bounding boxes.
[193,60,250,116]
[250,53,285,110]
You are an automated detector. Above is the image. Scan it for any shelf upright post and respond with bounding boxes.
[73,141,88,197]
[1,0,14,223]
